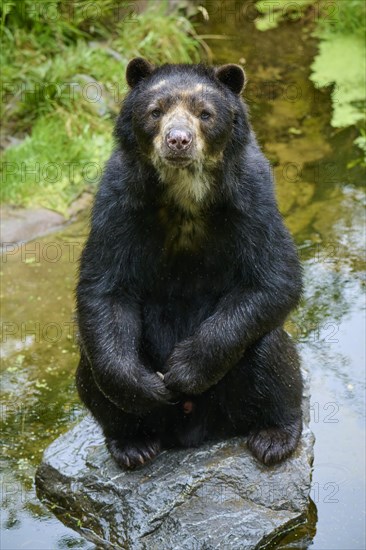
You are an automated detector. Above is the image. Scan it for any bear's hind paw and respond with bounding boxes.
[106,436,161,469]
[247,421,302,466]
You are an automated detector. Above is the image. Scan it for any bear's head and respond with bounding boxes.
[116,58,249,206]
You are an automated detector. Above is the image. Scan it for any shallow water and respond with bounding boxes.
[1,1,365,548]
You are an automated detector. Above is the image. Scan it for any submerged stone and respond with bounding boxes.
[36,382,314,549]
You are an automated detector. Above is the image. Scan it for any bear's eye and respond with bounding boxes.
[151,109,162,119]
[200,110,212,121]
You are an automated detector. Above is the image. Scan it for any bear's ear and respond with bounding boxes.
[215,64,245,95]
[126,58,154,88]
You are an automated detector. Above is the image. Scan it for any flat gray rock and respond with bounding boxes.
[0,196,93,246]
[0,206,66,245]
[36,378,314,549]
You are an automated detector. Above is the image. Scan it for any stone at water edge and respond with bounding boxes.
[35,380,314,549]
[0,206,66,245]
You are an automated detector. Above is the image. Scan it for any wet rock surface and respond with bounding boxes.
[36,383,314,550]
[0,206,66,245]
[0,194,93,246]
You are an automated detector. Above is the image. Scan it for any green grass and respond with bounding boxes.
[2,110,111,215]
[0,0,205,213]
[114,3,202,64]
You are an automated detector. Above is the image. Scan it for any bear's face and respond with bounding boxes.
[126,59,245,168]
[122,59,246,208]
[133,78,232,169]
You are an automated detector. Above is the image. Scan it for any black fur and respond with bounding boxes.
[76,60,303,468]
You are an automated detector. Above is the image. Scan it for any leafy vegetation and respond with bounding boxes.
[311,34,365,126]
[0,0,204,213]
[254,0,314,31]
[310,0,366,165]
[315,0,365,38]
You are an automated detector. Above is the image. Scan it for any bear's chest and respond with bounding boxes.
[158,205,206,254]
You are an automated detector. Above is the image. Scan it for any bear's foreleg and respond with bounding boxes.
[76,353,163,468]
[77,291,173,414]
[164,285,300,396]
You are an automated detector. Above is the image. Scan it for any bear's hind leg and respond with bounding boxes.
[247,328,303,465]
[76,353,162,468]
[223,327,303,465]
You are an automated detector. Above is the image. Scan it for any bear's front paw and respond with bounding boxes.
[164,364,200,395]
[164,343,211,395]
[125,370,175,413]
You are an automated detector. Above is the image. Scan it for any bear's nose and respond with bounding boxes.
[166,128,193,151]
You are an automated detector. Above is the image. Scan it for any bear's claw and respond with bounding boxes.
[106,436,162,469]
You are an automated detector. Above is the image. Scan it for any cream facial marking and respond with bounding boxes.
[148,79,168,92]
[150,101,221,211]
[152,103,206,159]
[160,164,211,208]
[161,105,201,144]
[179,84,217,101]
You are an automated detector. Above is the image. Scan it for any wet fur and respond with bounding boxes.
[76,61,303,468]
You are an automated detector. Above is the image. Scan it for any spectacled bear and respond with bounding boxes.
[76,58,303,469]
